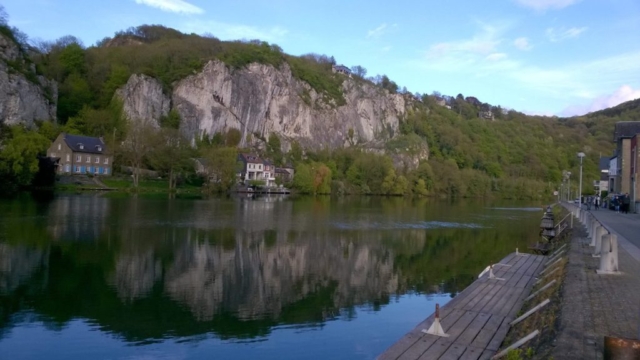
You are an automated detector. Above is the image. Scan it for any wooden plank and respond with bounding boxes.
[379,253,548,360]
[463,282,499,311]
[418,311,479,359]
[397,310,467,360]
[378,331,424,360]
[486,316,513,351]
[470,314,504,349]
[459,346,490,360]
[456,312,491,346]
[439,343,467,360]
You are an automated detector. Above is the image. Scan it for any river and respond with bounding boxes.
[0,193,545,359]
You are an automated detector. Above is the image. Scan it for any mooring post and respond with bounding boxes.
[422,303,449,337]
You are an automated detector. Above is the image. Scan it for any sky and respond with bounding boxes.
[3,0,640,116]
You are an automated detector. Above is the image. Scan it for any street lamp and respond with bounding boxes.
[578,152,585,205]
[567,172,572,202]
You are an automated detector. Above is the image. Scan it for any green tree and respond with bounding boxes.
[267,133,283,165]
[147,128,195,190]
[0,126,50,193]
[201,147,239,192]
[225,128,242,147]
[292,163,314,194]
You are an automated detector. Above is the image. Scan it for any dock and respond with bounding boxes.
[378,252,546,360]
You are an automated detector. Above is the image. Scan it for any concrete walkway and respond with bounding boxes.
[553,205,640,359]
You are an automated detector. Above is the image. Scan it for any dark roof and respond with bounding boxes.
[598,157,610,171]
[613,121,640,141]
[63,134,107,154]
[239,153,263,164]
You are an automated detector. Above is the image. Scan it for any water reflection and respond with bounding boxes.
[0,194,542,356]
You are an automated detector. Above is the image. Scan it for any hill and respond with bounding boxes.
[1,20,636,198]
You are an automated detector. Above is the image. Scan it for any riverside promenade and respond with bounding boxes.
[554,203,640,359]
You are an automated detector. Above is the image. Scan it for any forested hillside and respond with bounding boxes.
[0,12,631,198]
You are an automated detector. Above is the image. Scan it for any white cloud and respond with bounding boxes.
[514,37,532,51]
[486,53,507,61]
[546,27,587,42]
[183,20,288,42]
[134,0,204,14]
[367,23,396,38]
[515,0,581,11]
[427,23,504,60]
[561,85,640,116]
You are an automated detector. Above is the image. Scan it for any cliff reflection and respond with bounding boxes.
[0,195,539,342]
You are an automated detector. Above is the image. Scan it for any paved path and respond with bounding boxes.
[553,204,640,359]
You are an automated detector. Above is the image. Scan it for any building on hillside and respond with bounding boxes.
[595,156,609,196]
[478,110,494,120]
[612,121,640,194]
[332,65,351,76]
[47,133,113,176]
[434,97,446,107]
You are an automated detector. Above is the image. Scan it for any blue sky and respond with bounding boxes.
[3,0,640,116]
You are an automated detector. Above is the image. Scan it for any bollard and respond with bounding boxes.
[592,225,605,249]
[590,224,602,247]
[597,234,620,274]
[593,231,604,258]
[422,303,449,337]
[590,218,598,240]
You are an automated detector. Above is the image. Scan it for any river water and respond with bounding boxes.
[0,193,545,359]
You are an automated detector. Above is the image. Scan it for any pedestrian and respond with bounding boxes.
[613,196,620,213]
[587,196,592,210]
[594,196,600,210]
[622,193,630,214]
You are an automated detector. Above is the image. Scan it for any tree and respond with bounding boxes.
[147,128,194,190]
[118,120,155,188]
[0,126,50,193]
[289,140,303,163]
[225,128,242,147]
[292,163,314,194]
[267,132,283,165]
[202,147,239,192]
[350,65,367,78]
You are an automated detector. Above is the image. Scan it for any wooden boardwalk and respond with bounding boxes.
[378,252,546,360]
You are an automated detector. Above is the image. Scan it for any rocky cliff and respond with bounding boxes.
[117,60,409,150]
[0,33,57,126]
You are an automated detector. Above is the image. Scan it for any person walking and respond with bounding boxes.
[613,196,620,213]
[594,196,600,210]
[622,193,630,214]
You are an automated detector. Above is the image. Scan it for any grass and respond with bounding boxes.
[100,176,200,193]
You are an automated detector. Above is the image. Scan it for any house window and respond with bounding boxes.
[78,143,84,150]
[51,152,56,157]
[76,155,81,162]
[97,146,102,152]
[104,167,109,175]
[66,154,70,162]
[104,158,109,165]
[94,167,100,174]
[58,144,61,150]
[75,166,80,173]
[86,156,91,163]
[65,165,70,172]
[95,156,100,164]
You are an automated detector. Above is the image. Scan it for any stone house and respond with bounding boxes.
[47,133,113,176]
[332,65,351,76]
[612,122,640,194]
[237,154,293,187]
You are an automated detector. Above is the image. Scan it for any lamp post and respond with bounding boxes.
[578,152,585,206]
[567,172,572,202]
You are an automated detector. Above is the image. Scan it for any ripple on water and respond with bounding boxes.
[332,221,484,230]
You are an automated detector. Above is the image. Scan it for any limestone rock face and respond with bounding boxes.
[115,74,170,127]
[120,60,408,150]
[0,34,57,126]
